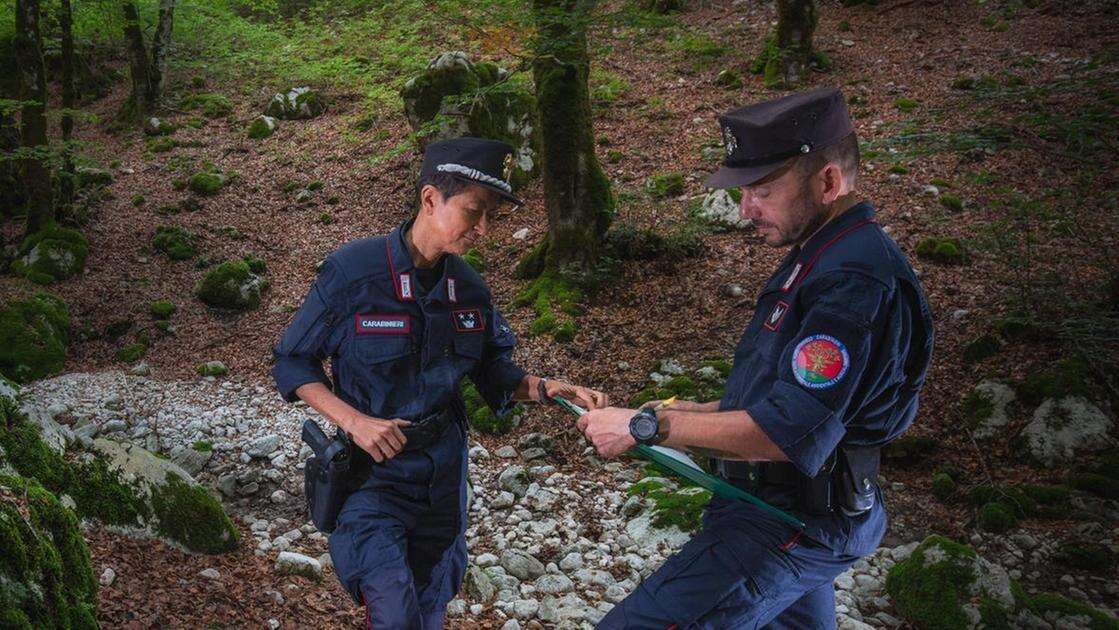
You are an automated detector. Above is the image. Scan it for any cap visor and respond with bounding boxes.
[704,162,784,189]
[458,178,525,208]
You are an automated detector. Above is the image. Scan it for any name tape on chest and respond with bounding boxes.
[791,334,849,389]
[452,308,484,333]
[354,313,411,335]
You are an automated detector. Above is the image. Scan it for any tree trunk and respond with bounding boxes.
[771,0,817,87]
[524,0,614,278]
[59,0,76,208]
[15,0,53,235]
[121,0,152,121]
[148,0,176,106]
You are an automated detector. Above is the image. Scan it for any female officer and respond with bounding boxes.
[273,137,607,629]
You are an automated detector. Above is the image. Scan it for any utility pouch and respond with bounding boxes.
[798,453,837,516]
[835,445,880,516]
[301,420,352,533]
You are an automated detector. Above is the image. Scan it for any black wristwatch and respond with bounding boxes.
[629,408,663,445]
[537,377,555,405]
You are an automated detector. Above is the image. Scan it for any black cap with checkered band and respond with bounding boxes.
[420,137,524,207]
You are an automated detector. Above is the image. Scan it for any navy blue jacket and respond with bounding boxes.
[272,221,526,422]
[719,201,934,555]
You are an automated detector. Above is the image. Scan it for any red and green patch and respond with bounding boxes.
[791,334,849,389]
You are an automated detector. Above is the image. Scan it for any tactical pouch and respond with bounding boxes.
[835,445,880,516]
[301,420,352,533]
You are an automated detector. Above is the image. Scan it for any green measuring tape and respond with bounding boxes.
[553,396,806,530]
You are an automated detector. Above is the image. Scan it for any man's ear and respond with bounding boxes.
[419,184,442,215]
[819,163,845,205]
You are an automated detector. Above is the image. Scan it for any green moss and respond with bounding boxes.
[552,321,577,343]
[11,223,89,284]
[1016,357,1092,406]
[882,434,937,462]
[888,164,909,174]
[993,315,1042,340]
[180,93,233,118]
[629,480,711,531]
[131,193,146,206]
[605,149,623,163]
[197,361,228,377]
[150,300,176,319]
[915,236,969,264]
[104,317,133,340]
[318,212,333,224]
[0,293,70,384]
[977,501,1017,532]
[463,248,486,272]
[952,76,977,90]
[959,388,995,429]
[461,380,520,435]
[195,260,264,311]
[714,68,743,89]
[0,475,98,629]
[147,137,177,153]
[115,342,147,363]
[247,116,275,139]
[193,441,213,452]
[886,535,979,629]
[513,274,583,342]
[153,226,197,261]
[938,193,964,212]
[962,333,1001,365]
[838,19,851,31]
[1024,592,1119,630]
[188,171,225,196]
[894,97,918,112]
[931,472,956,501]
[150,473,239,554]
[1068,472,1119,500]
[1055,542,1114,571]
[646,172,685,199]
[629,387,660,408]
[65,457,149,527]
[242,253,267,274]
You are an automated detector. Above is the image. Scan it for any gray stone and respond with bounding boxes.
[501,549,545,581]
[513,598,540,620]
[248,434,282,459]
[533,573,574,595]
[697,189,751,229]
[517,432,554,452]
[464,565,496,603]
[199,568,221,580]
[170,444,213,476]
[275,552,323,580]
[491,491,516,509]
[264,87,325,120]
[968,381,1017,441]
[1021,397,1113,466]
[496,445,518,458]
[99,567,116,586]
[499,465,531,497]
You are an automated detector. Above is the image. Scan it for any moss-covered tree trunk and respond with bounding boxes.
[15,0,53,236]
[58,0,76,209]
[755,0,818,89]
[120,0,175,123]
[148,0,176,105]
[524,0,614,279]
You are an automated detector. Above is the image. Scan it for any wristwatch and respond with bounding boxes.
[629,408,663,445]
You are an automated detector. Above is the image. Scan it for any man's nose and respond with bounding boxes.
[739,189,756,219]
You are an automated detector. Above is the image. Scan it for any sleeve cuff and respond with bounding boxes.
[271,360,331,403]
[746,380,847,477]
[479,360,527,418]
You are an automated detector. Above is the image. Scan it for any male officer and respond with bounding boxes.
[578,88,934,628]
[273,137,607,629]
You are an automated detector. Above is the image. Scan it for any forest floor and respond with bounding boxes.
[3,0,1118,627]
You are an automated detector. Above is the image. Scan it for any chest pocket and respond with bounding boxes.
[344,335,421,418]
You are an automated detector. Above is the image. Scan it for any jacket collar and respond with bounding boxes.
[779,201,877,293]
[384,219,474,305]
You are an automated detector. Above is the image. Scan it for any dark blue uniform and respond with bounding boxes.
[272,221,525,629]
[600,202,934,629]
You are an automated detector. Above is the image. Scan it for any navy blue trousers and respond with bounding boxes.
[329,420,468,630]
[598,498,863,629]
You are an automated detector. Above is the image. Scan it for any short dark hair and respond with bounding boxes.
[795,132,860,188]
[416,172,470,207]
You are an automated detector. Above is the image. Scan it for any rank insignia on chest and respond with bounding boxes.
[447,278,457,303]
[781,263,803,292]
[764,300,790,332]
[452,308,483,332]
[791,334,849,389]
[354,313,411,335]
[399,273,414,300]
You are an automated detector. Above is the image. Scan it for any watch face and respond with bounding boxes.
[631,414,658,442]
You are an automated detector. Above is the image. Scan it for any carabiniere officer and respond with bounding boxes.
[579,88,934,628]
[272,137,608,629]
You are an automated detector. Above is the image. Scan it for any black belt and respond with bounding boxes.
[400,407,457,452]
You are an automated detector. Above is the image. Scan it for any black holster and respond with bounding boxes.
[301,420,353,534]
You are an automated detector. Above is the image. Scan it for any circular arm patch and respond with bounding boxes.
[791,334,850,389]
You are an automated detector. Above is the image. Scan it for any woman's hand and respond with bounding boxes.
[544,379,609,410]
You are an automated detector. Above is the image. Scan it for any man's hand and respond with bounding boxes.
[576,407,637,459]
[346,414,411,463]
[545,379,609,410]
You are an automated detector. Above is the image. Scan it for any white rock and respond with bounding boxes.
[275,551,323,580]
[99,568,116,586]
[512,228,530,240]
[199,568,221,580]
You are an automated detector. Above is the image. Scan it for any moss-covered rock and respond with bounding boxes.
[0,474,98,629]
[961,380,1015,440]
[977,501,1017,532]
[512,274,582,342]
[1055,541,1115,571]
[1019,396,1111,468]
[150,472,239,554]
[150,300,176,319]
[115,342,147,363]
[188,170,226,196]
[147,136,177,153]
[916,236,969,265]
[646,172,684,199]
[143,116,176,136]
[400,52,539,188]
[714,68,743,89]
[196,260,267,311]
[1016,357,1092,406]
[264,86,325,120]
[180,92,233,118]
[10,223,89,284]
[247,115,278,139]
[931,472,956,501]
[197,361,228,377]
[461,379,522,435]
[886,535,1015,629]
[153,226,197,261]
[627,476,711,532]
[0,293,70,384]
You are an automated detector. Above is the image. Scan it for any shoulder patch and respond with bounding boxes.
[791,334,849,389]
[452,308,484,333]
